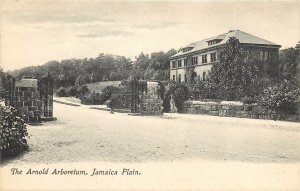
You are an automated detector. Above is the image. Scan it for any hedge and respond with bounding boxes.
[0,105,29,158]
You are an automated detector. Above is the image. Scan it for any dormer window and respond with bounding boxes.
[207,39,222,46]
[182,47,193,52]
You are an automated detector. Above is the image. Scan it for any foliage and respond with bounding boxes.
[77,85,90,97]
[100,86,121,104]
[241,96,256,104]
[110,94,131,109]
[56,87,67,97]
[192,37,266,101]
[164,81,190,112]
[184,57,196,83]
[0,105,28,158]
[9,54,132,89]
[131,50,177,80]
[75,73,91,86]
[66,86,78,97]
[9,49,177,90]
[278,48,299,85]
[190,79,213,100]
[80,92,102,105]
[256,81,300,114]
[217,37,265,99]
[0,70,14,100]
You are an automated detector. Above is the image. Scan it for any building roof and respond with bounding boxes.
[15,78,38,88]
[171,30,281,58]
[295,42,300,49]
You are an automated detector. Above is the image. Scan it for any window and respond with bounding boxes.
[178,74,181,83]
[172,61,176,68]
[208,40,216,46]
[184,74,187,83]
[207,39,221,46]
[264,51,269,61]
[211,52,217,62]
[202,55,207,63]
[192,56,198,65]
[184,58,187,67]
[203,72,206,80]
[177,60,182,68]
[259,51,264,60]
[183,47,193,52]
[172,75,175,81]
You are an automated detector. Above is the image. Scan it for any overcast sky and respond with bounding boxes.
[1,0,299,71]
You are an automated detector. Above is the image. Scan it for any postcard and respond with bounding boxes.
[0,0,300,190]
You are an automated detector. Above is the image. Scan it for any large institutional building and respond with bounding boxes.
[169,30,281,82]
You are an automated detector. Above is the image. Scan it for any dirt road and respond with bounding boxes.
[3,102,300,165]
[1,102,300,190]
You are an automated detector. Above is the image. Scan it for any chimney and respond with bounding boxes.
[296,42,300,64]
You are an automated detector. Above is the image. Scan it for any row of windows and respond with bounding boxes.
[259,51,269,61]
[172,72,207,83]
[208,40,217,46]
[171,52,217,68]
[171,50,272,69]
[247,50,270,61]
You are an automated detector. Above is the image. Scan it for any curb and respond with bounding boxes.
[53,99,81,107]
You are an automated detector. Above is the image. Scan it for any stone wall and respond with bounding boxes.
[15,79,41,121]
[183,100,300,121]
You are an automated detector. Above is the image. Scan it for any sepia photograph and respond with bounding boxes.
[0,0,300,190]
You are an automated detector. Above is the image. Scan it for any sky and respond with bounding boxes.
[0,0,299,71]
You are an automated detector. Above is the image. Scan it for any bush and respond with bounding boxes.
[66,86,78,97]
[100,86,115,104]
[0,105,28,158]
[56,87,67,97]
[256,81,300,114]
[80,92,102,105]
[77,85,90,97]
[110,94,131,109]
[100,85,128,105]
[164,81,190,112]
[173,84,190,112]
[241,96,256,104]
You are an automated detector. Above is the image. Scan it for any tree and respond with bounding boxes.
[132,49,177,81]
[184,56,195,84]
[164,81,189,112]
[207,37,265,100]
[278,48,299,85]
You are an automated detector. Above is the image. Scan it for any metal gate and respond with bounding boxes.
[38,73,54,119]
[110,79,143,113]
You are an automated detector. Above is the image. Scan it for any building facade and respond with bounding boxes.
[170,30,281,82]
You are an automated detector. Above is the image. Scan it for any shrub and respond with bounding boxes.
[110,94,131,109]
[80,92,102,105]
[173,84,190,112]
[77,85,90,97]
[241,96,256,104]
[0,105,28,158]
[100,86,115,104]
[56,87,67,97]
[100,85,127,105]
[66,86,78,97]
[164,81,190,112]
[256,81,300,114]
